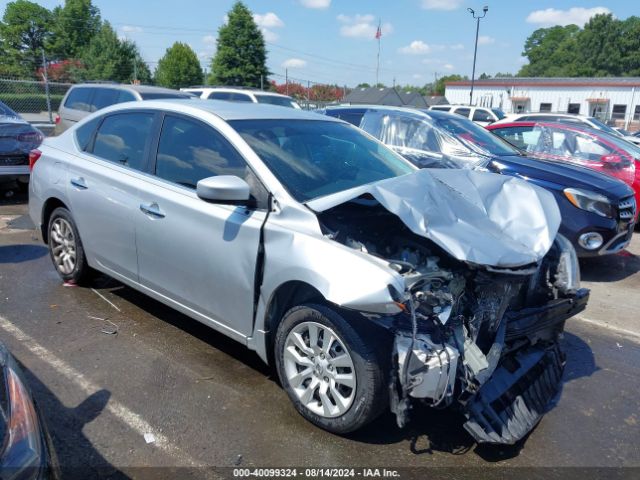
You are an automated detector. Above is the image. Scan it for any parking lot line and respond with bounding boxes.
[0,314,205,467]
[575,315,640,343]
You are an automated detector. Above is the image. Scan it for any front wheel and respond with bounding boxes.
[274,304,387,434]
[47,207,93,285]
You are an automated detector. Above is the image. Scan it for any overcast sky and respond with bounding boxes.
[1,1,635,86]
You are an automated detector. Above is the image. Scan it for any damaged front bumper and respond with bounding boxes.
[391,288,589,445]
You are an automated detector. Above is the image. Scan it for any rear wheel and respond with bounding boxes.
[47,207,93,284]
[275,304,387,434]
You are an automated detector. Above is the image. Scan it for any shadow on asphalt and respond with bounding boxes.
[0,184,28,206]
[91,275,272,378]
[0,244,47,263]
[17,360,131,479]
[580,248,640,282]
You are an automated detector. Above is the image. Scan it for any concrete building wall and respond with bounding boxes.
[445,83,640,129]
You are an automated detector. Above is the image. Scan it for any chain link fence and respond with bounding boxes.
[0,78,72,124]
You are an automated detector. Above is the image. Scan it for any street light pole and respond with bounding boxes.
[468,6,488,106]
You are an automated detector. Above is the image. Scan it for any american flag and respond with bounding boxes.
[375,21,382,40]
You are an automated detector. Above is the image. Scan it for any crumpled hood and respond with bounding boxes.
[307,169,561,268]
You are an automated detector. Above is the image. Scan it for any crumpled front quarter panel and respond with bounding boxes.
[261,214,404,315]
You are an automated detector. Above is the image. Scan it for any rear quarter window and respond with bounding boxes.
[75,116,102,151]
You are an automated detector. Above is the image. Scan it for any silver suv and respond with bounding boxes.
[55,84,194,135]
[28,99,588,443]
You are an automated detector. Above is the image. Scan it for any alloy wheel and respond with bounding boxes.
[50,218,77,275]
[283,321,356,418]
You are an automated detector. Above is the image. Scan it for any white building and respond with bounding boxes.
[445,77,640,130]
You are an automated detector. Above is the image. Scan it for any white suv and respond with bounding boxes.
[429,105,506,126]
[181,87,301,109]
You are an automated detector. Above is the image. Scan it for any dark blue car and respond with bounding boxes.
[320,105,636,257]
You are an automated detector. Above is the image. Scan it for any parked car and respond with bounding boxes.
[428,104,506,126]
[0,340,58,479]
[55,84,195,135]
[180,87,301,109]
[493,113,640,146]
[487,121,640,222]
[29,99,588,445]
[0,100,44,190]
[321,105,636,257]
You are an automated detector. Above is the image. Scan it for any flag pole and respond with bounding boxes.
[375,20,381,86]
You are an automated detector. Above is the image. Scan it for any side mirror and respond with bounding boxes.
[196,175,250,203]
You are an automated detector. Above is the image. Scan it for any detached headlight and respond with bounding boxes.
[554,234,580,293]
[564,188,614,218]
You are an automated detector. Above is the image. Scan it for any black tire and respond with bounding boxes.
[47,207,94,285]
[274,303,388,434]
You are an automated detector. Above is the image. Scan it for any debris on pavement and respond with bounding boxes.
[144,433,156,444]
[89,316,119,336]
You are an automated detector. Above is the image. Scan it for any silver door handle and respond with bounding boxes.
[140,202,165,218]
[70,177,88,189]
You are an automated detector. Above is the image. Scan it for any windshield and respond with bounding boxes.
[435,115,519,156]
[255,94,299,108]
[229,119,414,202]
[491,108,506,120]
[587,117,621,137]
[0,100,19,117]
[599,130,640,158]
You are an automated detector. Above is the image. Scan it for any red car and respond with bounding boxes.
[487,121,640,219]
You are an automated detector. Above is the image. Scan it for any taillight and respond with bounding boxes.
[29,149,42,171]
[55,114,61,124]
[17,132,43,144]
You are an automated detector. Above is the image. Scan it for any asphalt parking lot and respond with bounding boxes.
[1,186,640,478]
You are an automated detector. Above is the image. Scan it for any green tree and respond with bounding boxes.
[0,0,53,76]
[155,42,203,89]
[209,1,268,87]
[518,24,580,77]
[433,74,467,96]
[576,14,623,76]
[76,22,150,83]
[49,0,101,59]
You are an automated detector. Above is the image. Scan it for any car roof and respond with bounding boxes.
[108,98,341,122]
[487,121,597,134]
[325,104,430,116]
[70,83,188,95]
[182,87,293,99]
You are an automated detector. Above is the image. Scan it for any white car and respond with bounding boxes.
[493,113,640,146]
[429,105,506,126]
[181,87,301,109]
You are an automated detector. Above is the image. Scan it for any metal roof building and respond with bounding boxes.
[445,77,640,130]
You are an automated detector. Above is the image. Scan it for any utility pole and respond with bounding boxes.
[468,6,488,106]
[41,49,52,123]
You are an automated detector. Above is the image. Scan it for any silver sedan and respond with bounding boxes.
[28,99,588,444]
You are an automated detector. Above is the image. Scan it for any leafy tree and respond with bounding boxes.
[355,82,371,88]
[155,42,203,89]
[433,74,467,96]
[210,1,268,87]
[0,0,53,76]
[517,14,640,77]
[519,24,580,77]
[49,0,101,59]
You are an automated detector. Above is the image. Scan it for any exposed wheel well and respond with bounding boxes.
[41,198,69,244]
[264,281,324,365]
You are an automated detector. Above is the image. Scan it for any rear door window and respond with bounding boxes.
[91,88,120,111]
[453,107,471,118]
[472,109,493,122]
[90,112,155,170]
[208,91,233,100]
[155,115,248,189]
[64,88,94,112]
[117,90,137,103]
[231,93,253,102]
